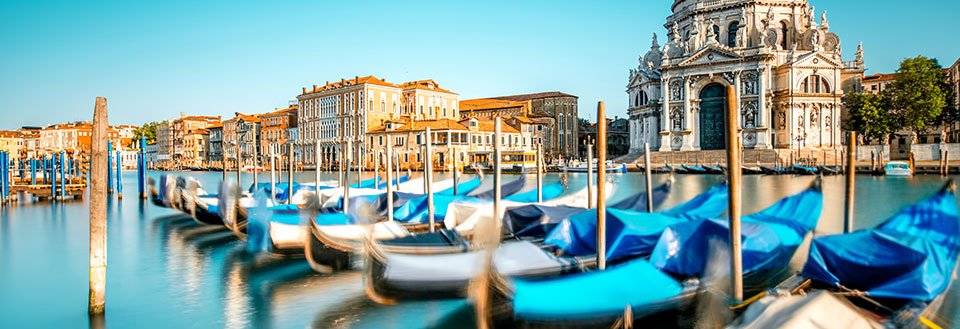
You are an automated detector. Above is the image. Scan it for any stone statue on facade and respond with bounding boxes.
[810,30,821,51]
[821,11,829,30]
[807,6,816,28]
[855,42,864,62]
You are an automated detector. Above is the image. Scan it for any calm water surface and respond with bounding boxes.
[0,170,957,328]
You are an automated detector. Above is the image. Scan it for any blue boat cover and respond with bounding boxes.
[544,183,728,262]
[801,186,960,301]
[470,176,526,200]
[437,177,482,196]
[501,182,672,239]
[512,259,682,320]
[649,187,823,277]
[393,194,480,224]
[249,182,304,202]
[505,183,565,203]
[608,181,672,212]
[373,175,411,189]
[503,204,590,239]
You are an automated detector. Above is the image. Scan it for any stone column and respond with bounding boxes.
[755,66,771,149]
[659,77,672,152]
[680,78,695,151]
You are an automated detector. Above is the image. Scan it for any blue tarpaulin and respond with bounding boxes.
[608,180,672,212]
[512,259,683,320]
[437,177,482,196]
[393,194,480,224]
[505,183,565,203]
[802,186,960,302]
[373,175,411,189]
[544,183,728,262]
[649,187,823,277]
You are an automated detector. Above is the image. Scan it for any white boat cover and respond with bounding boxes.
[315,221,411,251]
[383,241,570,286]
[729,291,882,329]
[314,178,445,208]
[443,182,615,234]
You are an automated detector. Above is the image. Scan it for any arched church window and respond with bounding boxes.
[779,21,789,50]
[728,22,739,48]
[713,25,721,43]
[640,91,648,106]
[634,93,640,107]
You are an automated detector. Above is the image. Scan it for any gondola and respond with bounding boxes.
[478,181,823,328]
[760,166,788,175]
[703,165,725,175]
[241,176,446,254]
[682,165,707,174]
[731,181,959,329]
[304,176,538,272]
[792,164,819,175]
[364,181,729,301]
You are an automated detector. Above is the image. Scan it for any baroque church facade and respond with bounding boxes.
[627,0,865,153]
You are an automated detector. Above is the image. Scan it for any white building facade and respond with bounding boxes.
[628,0,864,153]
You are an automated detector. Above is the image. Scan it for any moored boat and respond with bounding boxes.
[884,161,912,176]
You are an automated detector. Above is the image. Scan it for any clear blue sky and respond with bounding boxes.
[1,0,958,129]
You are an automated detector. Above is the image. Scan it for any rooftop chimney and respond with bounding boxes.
[355,76,359,83]
[180,112,186,118]
[302,87,307,94]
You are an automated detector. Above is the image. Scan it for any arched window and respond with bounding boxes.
[634,93,640,107]
[713,25,721,43]
[727,22,739,48]
[779,21,789,50]
[640,91,648,106]
[802,75,832,94]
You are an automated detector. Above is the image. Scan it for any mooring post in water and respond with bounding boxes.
[536,144,543,203]
[946,151,950,175]
[287,143,294,205]
[51,153,57,200]
[253,143,259,192]
[596,101,608,271]
[61,150,68,200]
[269,148,276,203]
[725,85,744,303]
[386,137,394,222]
[356,140,363,187]
[235,137,242,191]
[343,139,351,212]
[425,127,436,232]
[338,140,344,188]
[107,141,113,195]
[586,142,594,209]
[644,143,653,212]
[314,140,321,190]
[139,137,147,199]
[41,155,47,185]
[374,149,380,188]
[89,97,108,315]
[493,118,503,231]
[30,157,36,186]
[115,150,122,200]
[452,147,459,195]
[844,131,857,233]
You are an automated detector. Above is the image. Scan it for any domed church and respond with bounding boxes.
[627,0,865,152]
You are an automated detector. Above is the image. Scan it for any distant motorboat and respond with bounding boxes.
[884,161,912,176]
[566,161,627,174]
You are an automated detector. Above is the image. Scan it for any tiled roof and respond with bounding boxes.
[0,130,21,138]
[460,98,527,111]
[178,115,221,123]
[303,75,398,95]
[509,116,533,124]
[262,104,298,117]
[488,91,578,101]
[369,119,469,133]
[399,80,458,95]
[460,119,521,133]
[863,73,897,82]
[231,112,262,123]
[207,122,223,129]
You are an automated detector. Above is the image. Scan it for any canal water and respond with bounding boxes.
[0,170,957,328]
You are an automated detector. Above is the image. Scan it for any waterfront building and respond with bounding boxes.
[206,123,223,166]
[577,118,631,159]
[0,130,24,155]
[18,128,41,157]
[223,113,261,167]
[366,117,530,170]
[260,104,298,164]
[627,0,865,153]
[460,92,579,162]
[156,113,221,167]
[39,122,121,155]
[295,76,459,168]
[950,58,960,111]
[145,142,158,167]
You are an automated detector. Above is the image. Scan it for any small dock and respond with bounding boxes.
[9,183,86,201]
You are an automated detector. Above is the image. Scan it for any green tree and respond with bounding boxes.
[888,56,948,133]
[843,91,895,143]
[132,121,160,145]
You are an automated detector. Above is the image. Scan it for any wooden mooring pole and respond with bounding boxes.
[596,101,608,271]
[725,85,744,303]
[343,139,351,212]
[107,141,113,195]
[270,148,276,204]
[88,97,108,315]
[425,127,435,232]
[536,144,543,203]
[386,137,394,222]
[844,131,857,234]
[114,150,121,200]
[287,143,294,205]
[644,143,653,212]
[493,118,503,231]
[139,137,147,199]
[586,143,594,209]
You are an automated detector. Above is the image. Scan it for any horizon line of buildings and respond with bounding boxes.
[144,76,583,170]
